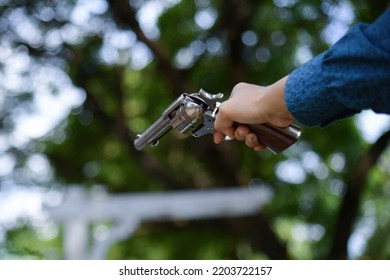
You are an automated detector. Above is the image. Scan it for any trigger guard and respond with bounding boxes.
[191,112,215,137]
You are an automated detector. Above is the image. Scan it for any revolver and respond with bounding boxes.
[134,89,301,154]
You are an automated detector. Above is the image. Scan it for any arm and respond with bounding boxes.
[214,9,390,150]
[286,8,390,126]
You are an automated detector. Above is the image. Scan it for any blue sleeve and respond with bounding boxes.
[285,9,390,126]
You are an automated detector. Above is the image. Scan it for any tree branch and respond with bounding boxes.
[328,130,390,259]
[216,0,253,85]
[229,214,289,259]
[106,0,185,92]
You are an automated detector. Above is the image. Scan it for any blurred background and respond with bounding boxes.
[0,0,389,260]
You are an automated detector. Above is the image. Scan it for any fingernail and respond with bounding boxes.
[247,136,254,144]
[237,129,244,137]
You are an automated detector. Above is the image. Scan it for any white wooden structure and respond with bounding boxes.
[45,186,272,259]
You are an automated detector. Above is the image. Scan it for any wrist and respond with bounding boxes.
[261,76,295,127]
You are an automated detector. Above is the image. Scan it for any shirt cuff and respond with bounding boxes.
[285,52,358,127]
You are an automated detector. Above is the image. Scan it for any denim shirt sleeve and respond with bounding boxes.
[285,9,390,127]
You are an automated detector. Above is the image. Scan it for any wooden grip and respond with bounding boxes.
[246,123,301,154]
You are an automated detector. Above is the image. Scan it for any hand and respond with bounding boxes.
[213,77,294,150]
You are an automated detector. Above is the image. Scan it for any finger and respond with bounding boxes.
[245,132,261,149]
[254,144,267,151]
[214,131,227,144]
[245,132,267,151]
[234,125,250,141]
[213,104,236,139]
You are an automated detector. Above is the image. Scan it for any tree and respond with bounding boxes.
[1,0,389,260]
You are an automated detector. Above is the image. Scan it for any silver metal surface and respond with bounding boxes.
[134,89,224,150]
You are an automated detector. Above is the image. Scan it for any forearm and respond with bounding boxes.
[285,9,390,127]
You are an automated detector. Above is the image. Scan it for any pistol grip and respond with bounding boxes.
[246,123,301,154]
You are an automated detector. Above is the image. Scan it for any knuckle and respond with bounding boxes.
[231,82,248,96]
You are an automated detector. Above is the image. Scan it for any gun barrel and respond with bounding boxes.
[134,116,172,151]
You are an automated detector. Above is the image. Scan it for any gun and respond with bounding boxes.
[134,89,301,154]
